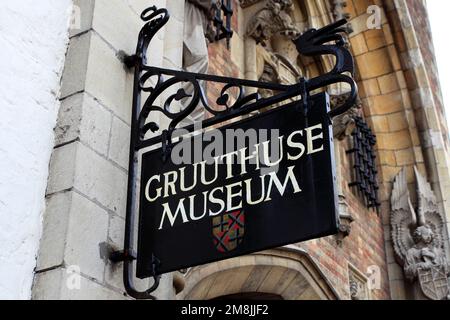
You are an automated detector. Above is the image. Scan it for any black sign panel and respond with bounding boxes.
[137,93,338,278]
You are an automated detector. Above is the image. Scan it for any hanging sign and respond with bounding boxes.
[137,93,339,278]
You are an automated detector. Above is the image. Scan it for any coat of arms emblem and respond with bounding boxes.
[418,266,450,300]
[212,210,245,253]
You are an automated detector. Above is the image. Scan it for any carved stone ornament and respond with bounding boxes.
[239,0,263,8]
[256,47,302,98]
[391,167,450,300]
[348,266,370,300]
[246,0,300,45]
[331,93,361,140]
[331,0,353,33]
[336,211,354,245]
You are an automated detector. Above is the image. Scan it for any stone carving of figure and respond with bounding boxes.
[391,167,450,300]
[404,226,448,281]
[246,0,300,45]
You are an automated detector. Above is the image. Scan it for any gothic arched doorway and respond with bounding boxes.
[178,247,339,300]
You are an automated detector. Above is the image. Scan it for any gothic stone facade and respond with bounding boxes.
[32,0,450,300]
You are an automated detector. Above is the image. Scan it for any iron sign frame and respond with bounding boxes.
[110,6,357,299]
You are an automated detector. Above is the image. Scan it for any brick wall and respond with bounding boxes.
[204,0,394,299]
[300,142,391,299]
[207,0,240,109]
[301,0,392,300]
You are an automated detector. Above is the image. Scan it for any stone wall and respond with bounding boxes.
[32,0,174,300]
[386,0,450,270]
[406,0,449,151]
[0,0,72,299]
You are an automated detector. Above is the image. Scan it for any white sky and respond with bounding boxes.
[427,0,450,133]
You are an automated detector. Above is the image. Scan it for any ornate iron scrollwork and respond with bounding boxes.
[111,6,358,299]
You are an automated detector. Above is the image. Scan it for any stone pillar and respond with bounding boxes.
[32,0,175,300]
[244,37,258,92]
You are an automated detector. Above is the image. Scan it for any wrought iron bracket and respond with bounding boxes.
[109,249,137,263]
[123,54,138,69]
[110,5,358,299]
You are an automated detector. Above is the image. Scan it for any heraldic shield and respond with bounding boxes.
[212,210,245,253]
[418,266,450,300]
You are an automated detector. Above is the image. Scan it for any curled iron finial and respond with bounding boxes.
[294,19,357,118]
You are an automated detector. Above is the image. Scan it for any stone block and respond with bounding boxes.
[70,0,95,37]
[382,23,394,45]
[387,111,408,132]
[64,192,109,282]
[396,71,407,89]
[36,192,72,270]
[394,149,415,166]
[231,33,245,75]
[46,142,127,216]
[33,267,128,300]
[73,143,128,216]
[85,33,133,124]
[368,115,389,133]
[356,48,392,79]
[36,189,109,283]
[147,34,165,67]
[354,0,372,15]
[56,93,112,156]
[108,116,130,170]
[108,214,125,249]
[389,279,407,300]
[163,18,184,68]
[60,32,91,99]
[46,143,77,195]
[377,150,396,166]
[360,78,381,97]
[62,275,128,300]
[32,268,64,300]
[364,29,386,51]
[344,0,357,18]
[364,91,404,115]
[376,130,411,150]
[92,0,142,54]
[377,73,399,94]
[165,0,184,22]
[350,33,368,56]
[387,45,402,71]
